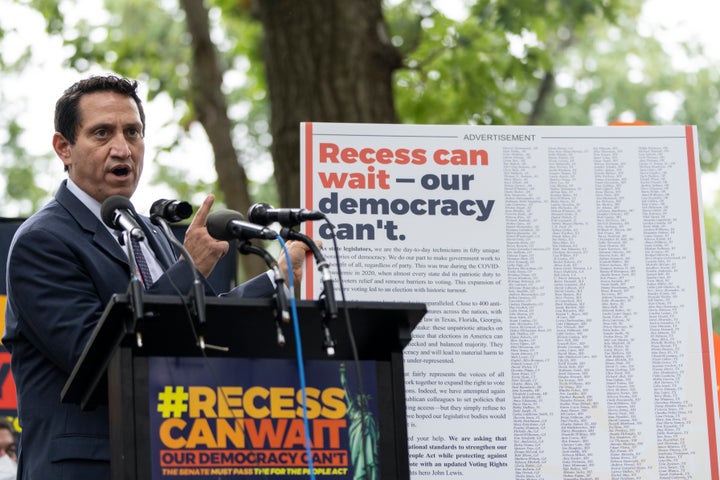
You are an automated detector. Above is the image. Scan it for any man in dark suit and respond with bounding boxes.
[3,75,310,479]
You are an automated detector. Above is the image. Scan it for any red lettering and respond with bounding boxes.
[433,148,489,166]
[376,148,393,164]
[340,147,358,163]
[0,353,16,410]
[319,143,339,163]
[245,418,287,449]
[317,143,426,165]
[359,148,375,164]
[317,168,390,189]
[411,149,427,164]
[318,172,347,188]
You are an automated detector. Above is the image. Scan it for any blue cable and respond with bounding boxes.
[278,236,316,479]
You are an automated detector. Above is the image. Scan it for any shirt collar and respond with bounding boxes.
[66,178,103,220]
[65,178,126,238]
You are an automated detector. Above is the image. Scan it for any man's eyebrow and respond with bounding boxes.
[84,121,142,131]
[83,121,113,131]
[124,121,143,130]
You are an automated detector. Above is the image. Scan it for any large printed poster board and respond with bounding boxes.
[299,123,718,479]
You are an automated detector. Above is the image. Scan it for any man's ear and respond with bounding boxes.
[52,132,72,170]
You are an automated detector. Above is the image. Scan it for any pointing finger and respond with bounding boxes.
[189,194,215,228]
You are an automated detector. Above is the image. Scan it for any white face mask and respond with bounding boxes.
[0,454,16,480]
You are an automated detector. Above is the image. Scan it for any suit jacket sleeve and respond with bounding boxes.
[220,272,275,298]
[6,225,115,375]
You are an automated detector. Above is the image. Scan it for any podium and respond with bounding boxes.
[62,294,426,480]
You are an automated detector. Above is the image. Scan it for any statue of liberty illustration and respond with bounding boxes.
[340,362,379,480]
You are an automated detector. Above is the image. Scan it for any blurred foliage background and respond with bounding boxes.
[1,0,719,329]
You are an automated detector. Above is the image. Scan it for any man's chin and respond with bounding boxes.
[108,179,139,198]
[101,186,138,203]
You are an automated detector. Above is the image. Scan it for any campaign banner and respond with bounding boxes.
[148,357,379,479]
[299,123,718,479]
[0,219,25,434]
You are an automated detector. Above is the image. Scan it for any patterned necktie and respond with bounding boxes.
[131,239,154,286]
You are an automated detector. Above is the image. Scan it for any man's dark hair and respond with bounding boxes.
[54,74,146,145]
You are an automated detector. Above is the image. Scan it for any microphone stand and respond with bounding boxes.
[237,240,290,347]
[280,228,337,357]
[151,216,225,352]
[120,230,145,347]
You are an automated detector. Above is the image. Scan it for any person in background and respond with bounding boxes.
[3,74,312,479]
[0,418,17,480]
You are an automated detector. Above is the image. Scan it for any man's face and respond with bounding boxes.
[53,91,145,203]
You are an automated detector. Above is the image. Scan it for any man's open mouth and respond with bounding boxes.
[111,165,130,177]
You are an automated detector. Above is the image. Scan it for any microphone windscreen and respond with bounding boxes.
[206,209,245,241]
[171,201,193,220]
[101,195,134,229]
[247,203,272,225]
[151,199,193,222]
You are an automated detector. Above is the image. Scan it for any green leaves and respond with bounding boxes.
[0,119,53,214]
[4,0,720,314]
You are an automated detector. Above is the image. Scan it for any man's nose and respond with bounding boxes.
[109,133,132,158]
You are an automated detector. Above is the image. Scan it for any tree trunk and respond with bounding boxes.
[179,0,266,278]
[255,0,402,207]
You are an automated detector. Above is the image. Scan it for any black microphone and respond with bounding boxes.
[209,209,290,346]
[248,203,324,227]
[101,195,145,329]
[207,209,278,241]
[101,195,145,241]
[150,199,193,223]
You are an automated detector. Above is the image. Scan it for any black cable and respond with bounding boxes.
[279,227,337,357]
[151,215,210,349]
[321,221,375,480]
[236,239,290,347]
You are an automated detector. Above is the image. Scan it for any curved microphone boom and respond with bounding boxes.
[100,195,145,330]
[150,199,193,223]
[248,203,325,227]
[206,209,289,346]
[238,240,291,346]
[279,227,337,357]
[150,199,215,351]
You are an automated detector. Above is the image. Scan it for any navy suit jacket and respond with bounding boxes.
[3,181,273,479]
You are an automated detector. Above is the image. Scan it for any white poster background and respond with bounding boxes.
[299,123,718,479]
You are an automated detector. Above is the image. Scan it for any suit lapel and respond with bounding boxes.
[139,218,177,269]
[55,181,179,271]
[54,181,128,266]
